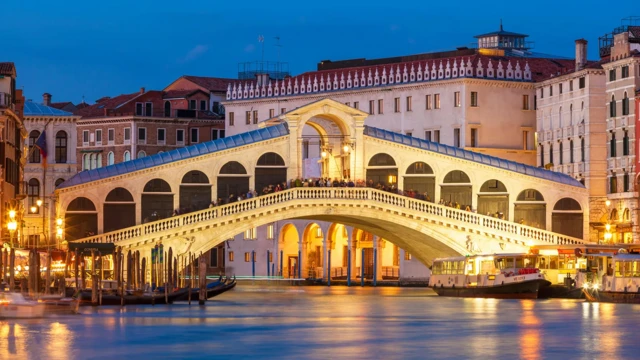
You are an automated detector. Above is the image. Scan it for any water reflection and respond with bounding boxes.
[519,300,541,360]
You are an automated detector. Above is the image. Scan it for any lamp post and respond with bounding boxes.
[604,200,613,244]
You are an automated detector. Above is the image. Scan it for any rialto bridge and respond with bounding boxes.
[55,99,589,281]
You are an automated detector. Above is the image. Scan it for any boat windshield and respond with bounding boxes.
[496,256,537,270]
[615,260,640,277]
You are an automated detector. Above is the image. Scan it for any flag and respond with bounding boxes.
[35,131,47,166]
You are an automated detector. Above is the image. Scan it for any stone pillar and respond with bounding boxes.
[471,183,478,212]
[374,236,383,281]
[287,120,301,180]
[346,227,356,281]
[299,238,306,279]
[353,118,366,182]
[508,200,515,223]
[97,211,104,234]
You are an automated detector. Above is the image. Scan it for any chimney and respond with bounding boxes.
[43,93,52,106]
[575,39,587,71]
[140,87,145,94]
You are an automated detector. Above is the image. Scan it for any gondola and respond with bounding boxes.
[173,276,236,301]
[75,287,191,306]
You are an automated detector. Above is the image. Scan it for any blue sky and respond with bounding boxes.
[3,1,637,104]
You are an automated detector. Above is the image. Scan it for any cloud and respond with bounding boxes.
[244,44,256,53]
[178,45,208,63]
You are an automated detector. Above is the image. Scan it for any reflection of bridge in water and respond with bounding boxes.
[56,99,589,280]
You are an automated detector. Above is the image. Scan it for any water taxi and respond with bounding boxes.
[429,254,551,299]
[581,252,640,304]
[0,292,46,319]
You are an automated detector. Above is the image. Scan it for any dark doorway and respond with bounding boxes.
[65,197,98,240]
[103,188,136,233]
[142,179,173,223]
[180,171,211,211]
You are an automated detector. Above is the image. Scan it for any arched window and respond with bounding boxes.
[553,198,581,211]
[610,95,616,118]
[559,141,564,165]
[480,180,507,192]
[558,107,562,128]
[622,92,629,115]
[443,170,470,183]
[55,178,65,187]
[623,208,630,222]
[368,153,396,166]
[28,178,40,213]
[137,150,146,159]
[406,162,434,174]
[569,140,574,163]
[182,170,209,183]
[164,101,171,117]
[220,161,247,174]
[83,153,90,170]
[90,154,97,170]
[67,197,96,211]
[611,209,619,222]
[569,104,573,125]
[105,187,134,202]
[516,189,544,201]
[257,152,285,166]
[55,131,67,163]
[144,179,172,192]
[29,130,41,163]
[123,151,131,162]
[107,151,114,166]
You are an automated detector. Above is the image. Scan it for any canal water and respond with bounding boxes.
[1,286,637,359]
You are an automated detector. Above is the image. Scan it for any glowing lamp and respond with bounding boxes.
[605,224,611,231]
[7,221,17,231]
[56,218,63,226]
[605,200,611,207]
[8,210,15,219]
[57,228,63,236]
[321,151,327,158]
[30,206,37,213]
[343,145,350,153]
[36,199,43,207]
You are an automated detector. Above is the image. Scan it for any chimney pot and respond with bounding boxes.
[575,39,588,71]
[140,87,145,94]
[42,93,52,106]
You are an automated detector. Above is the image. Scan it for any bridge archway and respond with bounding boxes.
[403,161,435,200]
[180,170,211,211]
[441,170,471,209]
[514,189,546,229]
[552,198,583,239]
[104,188,135,233]
[142,179,173,223]
[65,197,97,240]
[255,152,287,193]
[278,223,300,278]
[477,179,509,218]
[217,161,249,202]
[366,153,398,188]
[302,222,323,279]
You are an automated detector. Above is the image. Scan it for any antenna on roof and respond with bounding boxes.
[82,95,85,104]
[258,35,265,73]
[274,36,283,64]
[500,19,503,31]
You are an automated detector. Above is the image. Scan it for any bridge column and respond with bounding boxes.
[97,211,104,234]
[471,183,478,212]
[299,239,306,279]
[346,227,356,282]
[373,236,383,282]
[509,201,515,222]
[287,121,302,179]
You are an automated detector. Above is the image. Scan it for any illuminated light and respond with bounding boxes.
[57,228,63,236]
[30,206,37,213]
[8,210,15,219]
[56,218,63,226]
[605,224,611,231]
[605,200,611,207]
[343,145,350,153]
[36,199,43,207]
[527,240,533,247]
[321,151,327,158]
[7,221,17,231]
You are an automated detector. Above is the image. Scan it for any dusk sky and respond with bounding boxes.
[4,1,638,104]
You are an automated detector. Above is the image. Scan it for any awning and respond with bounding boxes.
[68,242,115,255]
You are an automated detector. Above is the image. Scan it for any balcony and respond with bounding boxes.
[555,128,562,140]
[617,116,628,129]
[578,124,585,136]
[607,119,615,130]
[0,92,11,108]
[565,127,573,138]
[546,131,552,141]
[607,158,616,170]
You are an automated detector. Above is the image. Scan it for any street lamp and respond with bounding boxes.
[604,200,613,244]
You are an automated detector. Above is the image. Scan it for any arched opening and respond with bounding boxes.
[300,115,351,180]
[164,101,171,117]
[29,130,41,163]
[303,223,324,279]
[103,188,136,233]
[440,170,471,208]
[623,208,630,222]
[27,178,40,214]
[137,150,146,159]
[65,197,98,240]
[403,162,435,200]
[123,151,131,162]
[54,178,65,187]
[142,179,173,223]
[327,223,350,280]
[255,152,287,194]
[514,189,546,229]
[477,180,508,219]
[610,208,619,222]
[107,151,114,166]
[180,170,211,212]
[366,153,398,188]
[552,198,583,239]
[217,161,249,202]
[55,130,67,164]
[278,224,300,278]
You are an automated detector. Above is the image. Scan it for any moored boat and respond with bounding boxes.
[0,292,46,319]
[581,252,640,304]
[429,254,551,299]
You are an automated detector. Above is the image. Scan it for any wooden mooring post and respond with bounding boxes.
[199,253,206,306]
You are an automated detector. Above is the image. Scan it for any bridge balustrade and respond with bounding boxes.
[72,187,586,246]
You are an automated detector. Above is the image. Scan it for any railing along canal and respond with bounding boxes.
[72,188,586,246]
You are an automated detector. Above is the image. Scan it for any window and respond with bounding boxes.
[523,131,529,150]
[211,129,219,141]
[610,133,616,157]
[107,151,114,166]
[522,95,529,110]
[138,128,146,143]
[280,108,286,114]
[29,131,41,163]
[145,102,152,116]
[124,128,131,143]
[609,69,616,82]
[137,150,146,159]
[579,77,585,89]
[425,95,432,110]
[135,103,143,116]
[559,141,564,165]
[28,178,40,214]
[219,130,225,138]
[393,97,400,113]
[108,128,114,144]
[540,88,544,99]
[209,248,218,267]
[581,138,585,162]
[610,174,617,193]
[55,131,67,164]
[470,128,477,148]
[244,252,250,262]
[550,143,554,165]
[164,101,171,117]
[245,111,251,125]
[454,128,461,147]
[549,85,553,96]
[228,251,234,262]
[624,172,630,192]
[123,151,131,162]
[267,224,274,239]
[406,132,412,137]
[434,130,440,143]
[470,92,478,107]
[622,66,629,78]
[425,131,432,141]
[622,93,629,115]
[434,94,440,109]
[244,227,257,240]
[200,100,207,111]
[157,128,166,144]
[559,83,563,94]
[623,131,629,156]
[190,128,199,143]
[189,100,196,110]
[95,129,102,145]
[176,129,184,144]
[354,101,359,110]
[369,100,374,114]
[229,112,235,126]
[82,130,89,146]
[569,80,574,91]
[534,95,537,110]
[570,140,574,163]
[610,96,616,117]
[540,144,544,166]
[269,109,274,118]
[406,96,412,111]
[252,110,258,124]
[378,99,384,114]
[404,251,412,261]
[454,91,461,107]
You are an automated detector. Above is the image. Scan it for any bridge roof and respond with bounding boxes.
[58,123,289,189]
[364,126,584,188]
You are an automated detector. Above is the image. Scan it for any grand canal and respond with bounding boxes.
[1,286,638,359]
